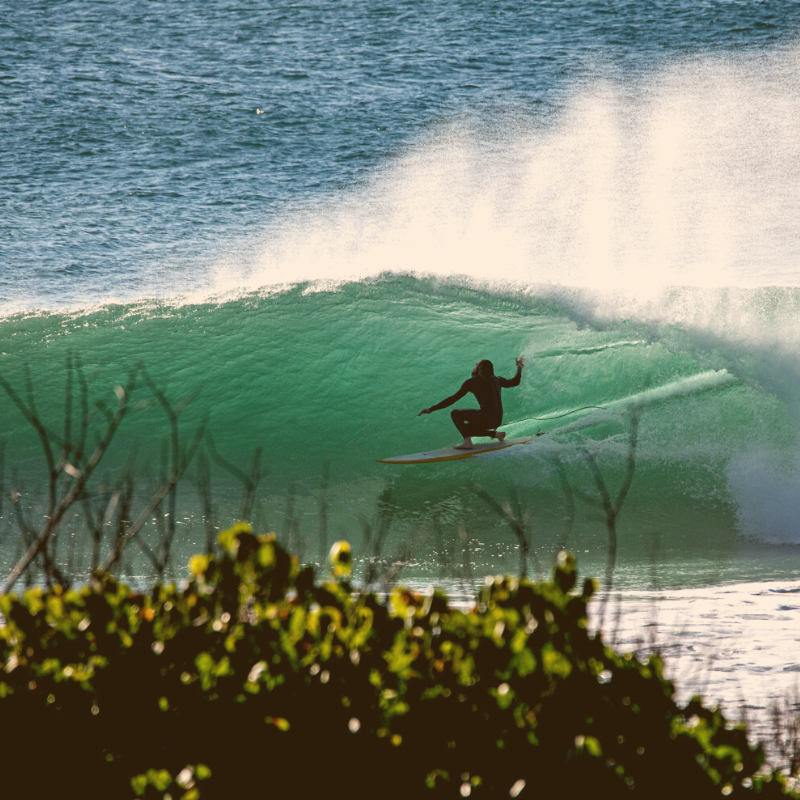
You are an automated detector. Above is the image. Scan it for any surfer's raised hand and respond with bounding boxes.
[516,356,525,368]
[418,408,432,416]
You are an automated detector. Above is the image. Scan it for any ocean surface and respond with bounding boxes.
[3,0,800,730]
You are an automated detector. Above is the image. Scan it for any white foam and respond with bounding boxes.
[728,453,800,544]
[213,43,800,298]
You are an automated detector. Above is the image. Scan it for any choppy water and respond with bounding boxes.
[3,3,800,592]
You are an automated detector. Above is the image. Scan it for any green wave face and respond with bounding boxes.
[1,277,798,587]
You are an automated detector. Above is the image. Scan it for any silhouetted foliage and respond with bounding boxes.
[0,527,795,799]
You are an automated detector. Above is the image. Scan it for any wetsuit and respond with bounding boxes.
[428,366,522,439]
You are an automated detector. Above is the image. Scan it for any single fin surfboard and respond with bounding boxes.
[377,435,540,465]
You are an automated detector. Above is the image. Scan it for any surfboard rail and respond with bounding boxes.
[377,435,539,464]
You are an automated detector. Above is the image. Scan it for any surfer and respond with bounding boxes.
[418,357,525,450]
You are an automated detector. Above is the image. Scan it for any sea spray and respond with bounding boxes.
[207,46,800,298]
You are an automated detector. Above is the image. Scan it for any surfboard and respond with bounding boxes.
[377,435,540,465]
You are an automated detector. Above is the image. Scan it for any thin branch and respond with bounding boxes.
[195,450,216,555]
[474,483,534,579]
[86,484,120,574]
[1,369,138,594]
[282,481,298,550]
[0,372,58,521]
[318,461,330,565]
[613,407,641,518]
[458,523,474,597]
[581,407,642,630]
[548,456,575,555]
[74,355,91,468]
[376,525,433,594]
[140,369,181,570]
[63,351,74,467]
[242,448,262,521]
[205,432,264,522]
[0,437,5,526]
[96,417,206,575]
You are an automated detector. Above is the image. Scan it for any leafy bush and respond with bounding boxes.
[0,525,794,799]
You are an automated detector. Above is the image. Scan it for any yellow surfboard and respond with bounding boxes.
[377,435,539,465]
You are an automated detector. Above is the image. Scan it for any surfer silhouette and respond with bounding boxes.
[419,357,524,450]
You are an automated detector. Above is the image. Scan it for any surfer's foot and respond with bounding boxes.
[494,431,507,441]
[454,438,473,450]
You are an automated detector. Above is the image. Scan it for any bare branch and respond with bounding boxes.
[0,372,58,520]
[318,461,330,565]
[205,432,264,521]
[580,406,642,631]
[63,351,74,466]
[474,483,534,579]
[548,456,575,555]
[376,524,433,593]
[0,437,5,524]
[612,406,641,517]
[194,450,216,555]
[241,448,263,522]
[96,417,206,575]
[458,522,473,593]
[282,481,298,550]
[74,356,90,466]
[87,484,121,574]
[1,368,138,594]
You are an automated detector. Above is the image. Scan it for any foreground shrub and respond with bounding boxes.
[0,525,794,799]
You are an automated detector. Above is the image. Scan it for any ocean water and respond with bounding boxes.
[3,3,800,597]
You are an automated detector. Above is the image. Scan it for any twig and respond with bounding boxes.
[283,481,298,552]
[0,366,139,593]
[0,437,6,547]
[206,432,264,522]
[581,407,642,630]
[473,483,535,579]
[195,450,216,555]
[96,417,206,574]
[318,461,330,566]
[548,456,575,555]
[359,484,396,587]
[458,523,474,597]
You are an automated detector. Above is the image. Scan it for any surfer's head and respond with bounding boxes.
[473,360,494,378]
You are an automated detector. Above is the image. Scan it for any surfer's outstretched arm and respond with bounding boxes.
[418,382,469,416]
[499,356,525,388]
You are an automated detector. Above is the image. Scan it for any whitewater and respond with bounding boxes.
[3,0,800,742]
